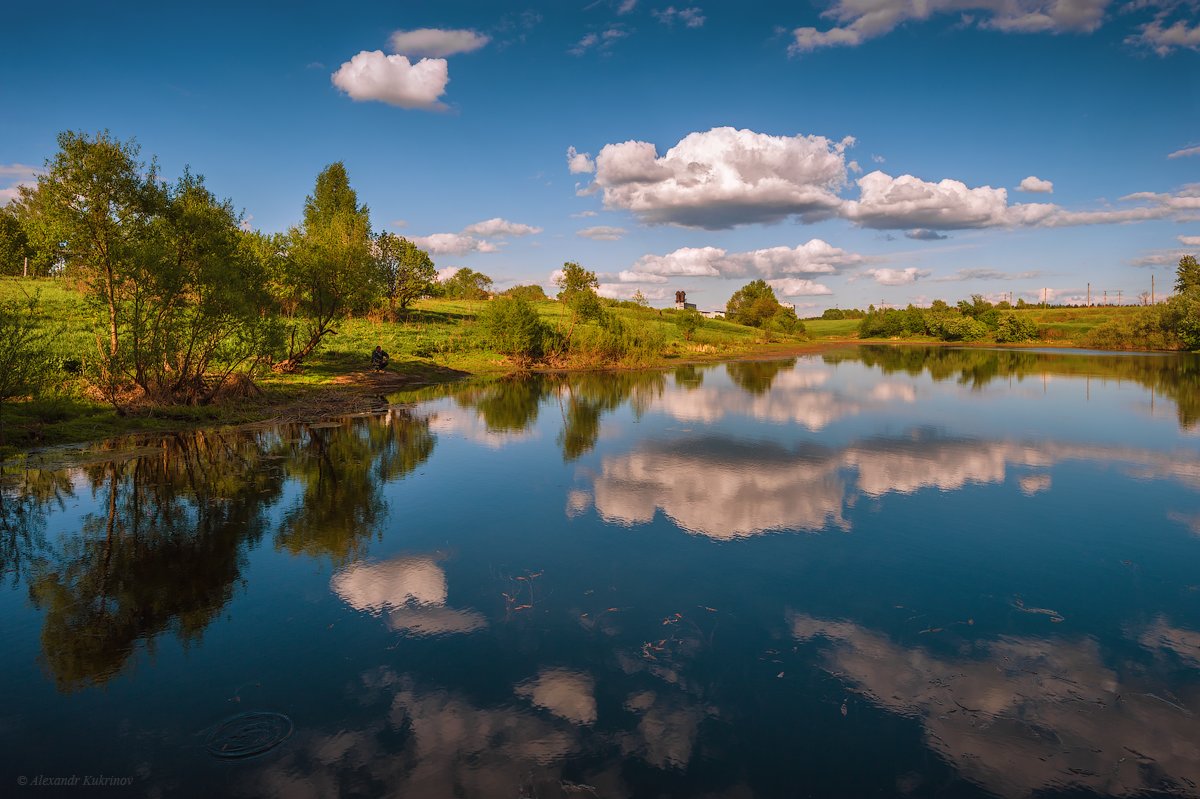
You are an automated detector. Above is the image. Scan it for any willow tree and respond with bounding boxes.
[23,131,274,406]
[272,163,375,372]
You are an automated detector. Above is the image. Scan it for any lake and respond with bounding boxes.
[3,346,1200,798]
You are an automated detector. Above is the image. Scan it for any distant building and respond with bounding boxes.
[674,290,697,311]
[699,310,724,319]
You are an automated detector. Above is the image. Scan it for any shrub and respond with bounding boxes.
[674,309,703,341]
[480,296,550,365]
[939,316,989,342]
[994,313,1039,343]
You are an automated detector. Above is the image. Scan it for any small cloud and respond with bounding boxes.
[1018,175,1054,194]
[570,26,629,55]
[388,28,490,57]
[862,267,930,285]
[305,61,326,70]
[331,51,449,111]
[567,146,596,174]
[414,233,500,255]
[871,154,886,164]
[904,228,948,240]
[653,6,706,27]
[0,163,42,206]
[617,0,638,14]
[1169,145,1200,159]
[390,219,408,228]
[571,210,599,218]
[577,225,626,240]
[461,218,542,237]
[767,278,833,296]
[1179,235,1200,246]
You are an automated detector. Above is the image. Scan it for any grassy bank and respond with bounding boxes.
[0,277,812,455]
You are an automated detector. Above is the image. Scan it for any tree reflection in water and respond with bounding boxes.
[11,410,434,691]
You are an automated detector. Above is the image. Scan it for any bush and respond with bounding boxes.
[994,313,1039,343]
[571,314,664,365]
[480,296,550,365]
[939,316,989,342]
[674,309,703,341]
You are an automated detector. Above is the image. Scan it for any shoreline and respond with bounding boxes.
[5,337,1191,468]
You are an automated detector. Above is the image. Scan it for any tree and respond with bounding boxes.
[273,162,375,373]
[553,262,604,348]
[674,308,703,341]
[555,261,599,298]
[0,207,49,277]
[374,233,435,316]
[726,279,783,328]
[632,289,648,307]
[22,132,274,404]
[1177,255,1200,296]
[21,131,161,391]
[440,268,493,300]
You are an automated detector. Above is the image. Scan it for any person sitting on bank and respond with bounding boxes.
[371,345,390,371]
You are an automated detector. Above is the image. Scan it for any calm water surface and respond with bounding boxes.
[3,346,1200,798]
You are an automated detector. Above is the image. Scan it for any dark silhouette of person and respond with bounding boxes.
[371,345,389,371]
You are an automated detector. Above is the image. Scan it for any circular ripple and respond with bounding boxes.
[205,712,293,759]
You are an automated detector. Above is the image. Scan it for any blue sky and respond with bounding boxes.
[2,0,1198,311]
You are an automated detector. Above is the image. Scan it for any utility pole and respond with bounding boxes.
[1104,290,1108,306]
[1152,275,1155,305]
[1117,290,1122,306]
[1087,283,1091,307]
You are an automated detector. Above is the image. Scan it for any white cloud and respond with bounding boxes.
[577,225,626,240]
[632,246,725,276]
[788,0,1110,54]
[653,6,706,27]
[596,283,670,300]
[415,218,541,255]
[627,239,864,281]
[1018,175,1054,193]
[1129,8,1200,55]
[566,146,596,174]
[845,170,1192,230]
[0,163,41,206]
[436,266,461,281]
[461,217,542,237]
[767,278,833,296]
[592,127,853,228]
[616,270,669,283]
[413,233,499,255]
[1169,145,1200,159]
[1179,235,1200,246]
[331,51,449,110]
[571,210,598,218]
[388,28,490,57]
[618,0,638,14]
[863,267,931,285]
[845,171,1011,229]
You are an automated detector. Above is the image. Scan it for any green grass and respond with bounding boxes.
[803,318,861,339]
